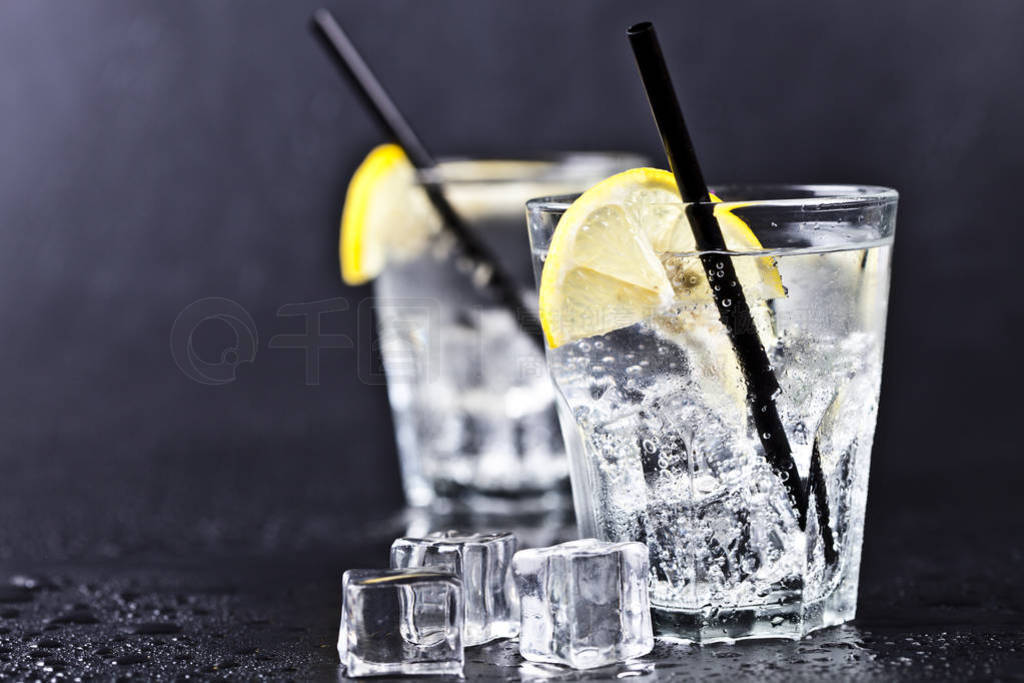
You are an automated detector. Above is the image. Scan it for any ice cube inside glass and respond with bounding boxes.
[526,185,897,643]
[512,539,653,669]
[338,569,463,677]
[390,530,518,645]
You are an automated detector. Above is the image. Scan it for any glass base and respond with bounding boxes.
[419,480,573,516]
[652,594,853,644]
[345,659,464,678]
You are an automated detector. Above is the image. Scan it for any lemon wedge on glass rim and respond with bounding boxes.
[340,144,441,285]
[339,144,587,287]
[537,168,786,348]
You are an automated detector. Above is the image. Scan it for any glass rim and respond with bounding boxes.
[418,151,649,185]
[526,182,899,213]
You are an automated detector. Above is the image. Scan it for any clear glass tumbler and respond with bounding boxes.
[375,153,645,513]
[527,184,897,642]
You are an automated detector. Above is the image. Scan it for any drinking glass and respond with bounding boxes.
[375,153,645,513]
[527,184,897,642]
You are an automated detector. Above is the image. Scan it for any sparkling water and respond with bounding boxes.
[540,229,893,642]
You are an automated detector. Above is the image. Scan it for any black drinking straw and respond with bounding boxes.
[626,22,814,533]
[311,9,544,350]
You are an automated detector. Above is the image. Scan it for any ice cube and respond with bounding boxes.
[512,539,653,669]
[338,569,463,677]
[391,530,518,646]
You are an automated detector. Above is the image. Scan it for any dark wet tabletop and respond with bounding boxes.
[1,497,1022,682]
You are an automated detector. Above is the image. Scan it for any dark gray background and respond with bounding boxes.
[0,0,1021,563]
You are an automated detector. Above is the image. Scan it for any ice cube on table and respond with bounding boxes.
[512,539,653,669]
[338,569,463,677]
[391,530,518,646]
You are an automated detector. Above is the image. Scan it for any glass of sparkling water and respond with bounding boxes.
[527,184,897,642]
[376,153,645,513]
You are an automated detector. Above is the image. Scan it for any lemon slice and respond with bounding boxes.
[340,144,441,285]
[538,168,785,348]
